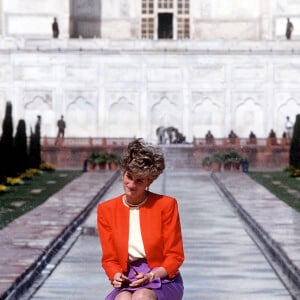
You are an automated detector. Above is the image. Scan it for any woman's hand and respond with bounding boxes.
[129,272,155,287]
[112,272,131,289]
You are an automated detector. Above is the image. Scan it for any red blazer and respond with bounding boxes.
[97,192,184,281]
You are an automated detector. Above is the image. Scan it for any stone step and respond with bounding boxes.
[160,145,202,169]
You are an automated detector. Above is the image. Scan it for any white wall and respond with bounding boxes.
[2,0,69,38]
[0,39,299,143]
[0,0,300,40]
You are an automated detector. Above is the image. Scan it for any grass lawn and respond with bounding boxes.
[248,171,300,213]
[0,170,82,229]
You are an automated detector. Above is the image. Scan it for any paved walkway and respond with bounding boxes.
[1,169,300,299]
[0,171,119,300]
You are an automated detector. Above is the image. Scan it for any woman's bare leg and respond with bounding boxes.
[132,288,157,300]
[115,291,133,300]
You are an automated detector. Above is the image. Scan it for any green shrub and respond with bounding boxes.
[289,114,300,169]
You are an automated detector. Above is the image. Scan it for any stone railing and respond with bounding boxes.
[192,137,289,147]
[41,136,290,170]
[192,137,290,170]
[42,136,135,147]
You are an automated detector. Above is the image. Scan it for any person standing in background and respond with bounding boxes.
[285,116,293,141]
[286,18,294,40]
[52,17,59,38]
[55,115,66,146]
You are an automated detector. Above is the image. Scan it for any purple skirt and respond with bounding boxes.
[105,259,184,300]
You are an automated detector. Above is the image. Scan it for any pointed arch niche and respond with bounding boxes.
[191,96,224,138]
[107,96,138,137]
[277,97,300,134]
[150,96,181,140]
[24,94,53,136]
[66,97,96,136]
[235,98,264,138]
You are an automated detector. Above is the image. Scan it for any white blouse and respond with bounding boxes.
[123,197,147,261]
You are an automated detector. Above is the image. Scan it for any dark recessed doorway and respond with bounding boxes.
[158,13,173,39]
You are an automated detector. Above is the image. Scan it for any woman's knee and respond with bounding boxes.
[115,291,132,300]
[132,288,157,300]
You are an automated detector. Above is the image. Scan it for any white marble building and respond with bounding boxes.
[0,0,300,143]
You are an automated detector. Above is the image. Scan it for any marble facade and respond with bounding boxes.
[0,1,299,143]
[0,40,299,143]
[1,0,300,40]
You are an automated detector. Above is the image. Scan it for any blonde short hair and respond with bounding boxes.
[120,139,165,181]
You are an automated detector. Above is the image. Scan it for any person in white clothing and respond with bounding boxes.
[285,116,293,140]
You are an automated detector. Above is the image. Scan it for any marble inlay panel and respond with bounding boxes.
[274,64,300,83]
[14,66,53,81]
[147,68,182,82]
[65,65,98,82]
[104,66,142,82]
[232,65,266,81]
[190,64,225,82]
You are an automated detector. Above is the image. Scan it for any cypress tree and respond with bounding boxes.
[29,128,37,169]
[289,114,300,169]
[35,115,42,167]
[0,101,14,179]
[28,116,41,169]
[13,119,28,174]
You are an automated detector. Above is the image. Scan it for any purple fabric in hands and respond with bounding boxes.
[105,259,184,300]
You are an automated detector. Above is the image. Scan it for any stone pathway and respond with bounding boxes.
[1,169,300,299]
[213,172,300,298]
[0,171,118,300]
[28,170,294,299]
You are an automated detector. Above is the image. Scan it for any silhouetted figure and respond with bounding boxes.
[285,116,293,140]
[249,131,257,144]
[156,126,165,144]
[82,159,88,172]
[205,130,214,144]
[175,131,186,144]
[35,115,41,136]
[268,129,276,138]
[286,18,294,40]
[52,17,59,38]
[228,130,238,144]
[268,129,277,145]
[55,115,66,146]
[228,130,237,138]
[31,115,42,168]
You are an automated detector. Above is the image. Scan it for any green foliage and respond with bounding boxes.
[0,101,14,179]
[106,152,121,163]
[88,152,108,164]
[88,152,121,164]
[97,151,109,164]
[248,171,300,213]
[29,116,42,169]
[88,152,99,163]
[212,152,225,163]
[13,119,28,175]
[226,150,243,163]
[0,170,81,229]
[289,114,300,169]
[283,165,300,178]
[202,156,212,166]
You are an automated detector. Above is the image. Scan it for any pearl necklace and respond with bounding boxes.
[123,193,148,208]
